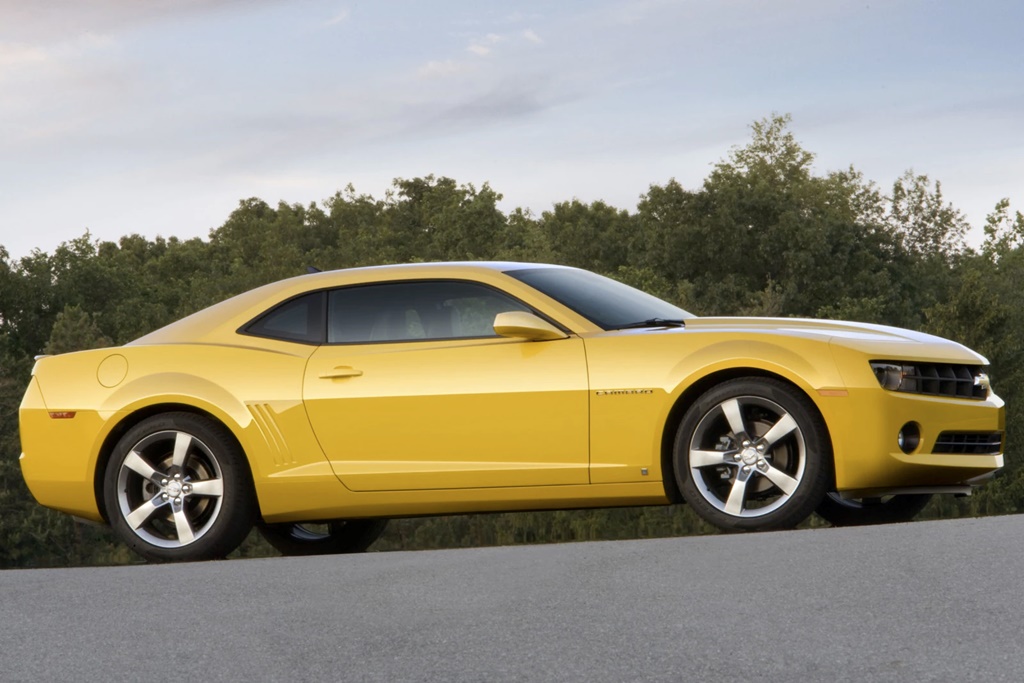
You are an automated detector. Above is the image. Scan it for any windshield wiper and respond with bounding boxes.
[612,318,687,330]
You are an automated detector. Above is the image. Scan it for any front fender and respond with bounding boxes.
[665,339,847,400]
[585,334,844,486]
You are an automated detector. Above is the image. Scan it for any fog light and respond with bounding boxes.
[898,422,921,454]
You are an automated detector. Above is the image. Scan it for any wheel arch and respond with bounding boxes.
[659,367,834,503]
[92,403,255,523]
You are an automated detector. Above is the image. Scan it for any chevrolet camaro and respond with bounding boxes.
[19,262,1005,562]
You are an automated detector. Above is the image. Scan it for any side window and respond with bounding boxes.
[244,291,325,344]
[327,281,531,344]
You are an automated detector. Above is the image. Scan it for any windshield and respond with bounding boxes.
[506,267,694,330]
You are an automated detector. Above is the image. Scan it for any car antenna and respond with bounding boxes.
[306,266,321,274]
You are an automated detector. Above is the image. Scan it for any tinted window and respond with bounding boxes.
[506,267,693,330]
[244,291,325,343]
[328,281,531,344]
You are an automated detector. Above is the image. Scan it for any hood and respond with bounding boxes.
[681,317,988,364]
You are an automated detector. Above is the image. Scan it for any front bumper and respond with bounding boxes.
[817,385,1004,493]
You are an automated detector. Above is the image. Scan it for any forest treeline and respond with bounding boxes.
[2,115,1023,567]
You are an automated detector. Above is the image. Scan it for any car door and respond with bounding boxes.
[302,279,590,491]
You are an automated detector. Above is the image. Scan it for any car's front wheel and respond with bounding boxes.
[816,492,932,527]
[258,519,389,556]
[103,412,255,562]
[674,378,831,532]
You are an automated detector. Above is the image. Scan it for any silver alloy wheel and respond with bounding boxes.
[687,395,807,518]
[115,429,225,548]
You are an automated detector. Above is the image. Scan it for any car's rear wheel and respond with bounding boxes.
[258,519,389,556]
[816,492,932,527]
[674,378,831,532]
[103,412,255,562]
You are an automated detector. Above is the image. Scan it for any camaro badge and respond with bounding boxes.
[595,389,654,396]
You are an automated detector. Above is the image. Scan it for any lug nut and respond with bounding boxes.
[161,479,168,486]
[756,444,766,452]
[162,493,169,500]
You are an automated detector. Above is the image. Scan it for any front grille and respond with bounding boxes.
[933,432,1003,455]
[903,364,987,399]
[872,361,989,399]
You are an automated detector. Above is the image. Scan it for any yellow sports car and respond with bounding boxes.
[19,262,1004,561]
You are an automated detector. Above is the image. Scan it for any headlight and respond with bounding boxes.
[870,362,912,391]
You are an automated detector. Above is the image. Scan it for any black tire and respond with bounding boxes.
[816,492,932,527]
[674,378,831,532]
[103,412,256,562]
[258,519,388,556]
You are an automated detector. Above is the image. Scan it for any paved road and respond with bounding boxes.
[3,515,1024,682]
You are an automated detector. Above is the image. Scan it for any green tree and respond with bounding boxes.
[981,198,1024,260]
[538,199,634,273]
[494,208,554,263]
[636,114,910,322]
[887,170,970,258]
[380,176,507,262]
[43,305,112,355]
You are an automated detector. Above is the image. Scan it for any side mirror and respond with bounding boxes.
[493,311,568,341]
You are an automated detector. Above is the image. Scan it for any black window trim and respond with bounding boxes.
[238,278,569,346]
[239,289,327,345]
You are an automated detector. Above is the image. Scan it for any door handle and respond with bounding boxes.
[319,366,363,379]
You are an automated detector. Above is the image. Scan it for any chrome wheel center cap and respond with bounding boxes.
[741,447,760,465]
[166,481,183,497]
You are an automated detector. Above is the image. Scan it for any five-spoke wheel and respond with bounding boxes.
[258,519,389,556]
[104,413,255,562]
[675,378,830,531]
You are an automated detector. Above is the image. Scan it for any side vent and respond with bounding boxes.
[248,403,295,466]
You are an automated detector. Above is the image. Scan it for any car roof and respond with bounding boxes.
[129,262,574,346]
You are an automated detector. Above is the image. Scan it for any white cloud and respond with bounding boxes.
[323,8,349,26]
[467,33,505,57]
[522,29,543,44]
[0,0,287,41]
[417,59,473,79]
[0,29,127,147]
[421,32,511,77]
[601,0,684,26]
[0,42,49,70]
[0,34,115,84]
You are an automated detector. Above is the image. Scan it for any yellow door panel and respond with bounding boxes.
[304,336,589,491]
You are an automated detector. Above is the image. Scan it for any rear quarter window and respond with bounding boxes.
[243,291,325,344]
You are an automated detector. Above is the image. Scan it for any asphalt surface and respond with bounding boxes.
[3,514,1024,682]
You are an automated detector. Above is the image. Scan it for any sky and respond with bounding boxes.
[1,0,1022,259]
